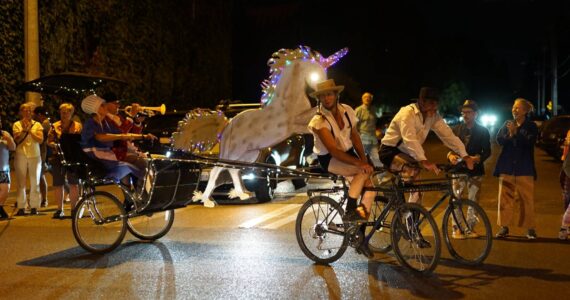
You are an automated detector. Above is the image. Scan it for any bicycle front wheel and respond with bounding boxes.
[366,195,393,253]
[127,209,175,241]
[72,191,127,254]
[295,196,348,264]
[442,198,492,265]
[391,203,441,274]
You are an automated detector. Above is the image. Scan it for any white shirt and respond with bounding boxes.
[308,104,358,155]
[13,120,43,158]
[381,103,468,161]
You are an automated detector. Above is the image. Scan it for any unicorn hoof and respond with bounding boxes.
[203,199,216,208]
[229,189,254,200]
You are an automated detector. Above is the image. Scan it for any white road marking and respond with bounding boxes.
[238,204,300,229]
[260,213,298,229]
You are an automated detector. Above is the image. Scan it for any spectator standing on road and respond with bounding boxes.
[379,87,475,203]
[447,100,491,239]
[355,92,381,166]
[47,103,83,219]
[557,129,570,240]
[308,79,375,258]
[13,103,44,216]
[0,116,16,220]
[494,98,538,240]
[33,106,51,208]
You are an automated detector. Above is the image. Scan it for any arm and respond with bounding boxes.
[479,127,491,163]
[94,132,149,143]
[512,121,538,147]
[495,122,512,146]
[30,122,44,144]
[350,127,368,163]
[1,131,16,151]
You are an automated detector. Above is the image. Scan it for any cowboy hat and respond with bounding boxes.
[310,79,344,98]
[459,99,479,112]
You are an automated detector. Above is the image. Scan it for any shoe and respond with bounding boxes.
[526,229,537,240]
[559,228,568,240]
[495,226,509,238]
[465,230,479,238]
[452,228,466,240]
[52,210,65,219]
[343,210,366,223]
[356,242,374,258]
[15,209,26,216]
[40,200,48,208]
[0,207,8,219]
[415,234,432,248]
[30,208,38,215]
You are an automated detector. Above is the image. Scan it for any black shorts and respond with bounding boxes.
[379,144,403,167]
[0,171,10,184]
[318,148,359,171]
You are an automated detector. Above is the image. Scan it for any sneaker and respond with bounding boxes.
[452,228,466,240]
[559,228,568,240]
[495,226,509,238]
[526,229,537,240]
[52,210,65,219]
[15,209,26,216]
[465,230,480,238]
[40,200,48,208]
[30,208,38,215]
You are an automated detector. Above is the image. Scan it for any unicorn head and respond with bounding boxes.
[260,46,348,106]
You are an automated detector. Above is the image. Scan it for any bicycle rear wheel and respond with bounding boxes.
[442,198,492,265]
[391,203,441,274]
[366,195,393,253]
[72,191,127,254]
[295,196,348,264]
[127,209,175,241]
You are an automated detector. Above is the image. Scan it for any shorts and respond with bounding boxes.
[318,148,358,172]
[0,171,10,184]
[379,144,403,167]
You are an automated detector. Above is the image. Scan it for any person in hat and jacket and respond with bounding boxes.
[447,100,491,239]
[307,79,375,258]
[379,87,475,191]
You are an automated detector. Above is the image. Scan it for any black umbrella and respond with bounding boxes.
[19,72,127,98]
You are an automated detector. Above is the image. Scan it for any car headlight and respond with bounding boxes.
[480,114,497,127]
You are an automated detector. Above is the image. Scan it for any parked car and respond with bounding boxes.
[537,114,570,161]
[138,102,309,202]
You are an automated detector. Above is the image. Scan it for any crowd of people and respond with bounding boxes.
[1,80,568,254]
[0,94,156,221]
[307,78,569,257]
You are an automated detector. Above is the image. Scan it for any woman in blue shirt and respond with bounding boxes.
[494,98,538,240]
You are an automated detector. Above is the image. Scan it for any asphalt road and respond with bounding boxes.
[0,135,568,299]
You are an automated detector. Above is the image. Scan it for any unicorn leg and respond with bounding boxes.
[228,168,254,200]
[195,166,222,208]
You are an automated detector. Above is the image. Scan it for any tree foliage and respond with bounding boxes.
[1,0,232,126]
[439,81,469,115]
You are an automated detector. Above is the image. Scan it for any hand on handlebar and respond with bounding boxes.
[462,155,475,170]
[448,153,461,165]
[420,160,440,175]
[359,161,374,174]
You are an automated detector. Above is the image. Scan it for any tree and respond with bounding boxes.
[439,81,469,115]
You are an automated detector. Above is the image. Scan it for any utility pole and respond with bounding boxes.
[542,46,547,115]
[24,0,41,106]
[551,29,558,116]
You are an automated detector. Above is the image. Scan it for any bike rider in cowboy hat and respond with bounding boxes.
[307,79,375,258]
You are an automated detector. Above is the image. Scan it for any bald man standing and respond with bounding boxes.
[355,92,381,166]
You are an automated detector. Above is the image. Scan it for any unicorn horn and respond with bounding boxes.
[321,47,349,69]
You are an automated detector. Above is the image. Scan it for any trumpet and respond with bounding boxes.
[122,104,166,117]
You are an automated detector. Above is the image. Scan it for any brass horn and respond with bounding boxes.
[122,104,166,117]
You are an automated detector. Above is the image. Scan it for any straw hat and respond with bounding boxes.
[81,94,106,115]
[310,79,344,98]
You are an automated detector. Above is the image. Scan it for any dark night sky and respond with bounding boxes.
[231,0,570,115]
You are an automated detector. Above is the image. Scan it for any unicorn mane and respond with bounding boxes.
[260,46,322,106]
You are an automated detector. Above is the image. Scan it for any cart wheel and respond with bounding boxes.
[252,175,275,203]
[72,191,127,254]
[127,209,175,241]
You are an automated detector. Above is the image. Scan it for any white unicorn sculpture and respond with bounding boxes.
[194,46,348,207]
